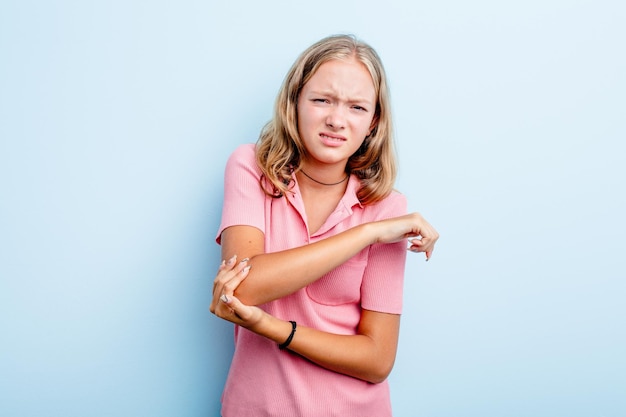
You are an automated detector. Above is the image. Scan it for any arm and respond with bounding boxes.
[210,261,400,384]
[215,145,439,306]
[251,305,399,384]
[216,212,438,306]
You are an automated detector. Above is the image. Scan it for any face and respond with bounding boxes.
[297,57,377,171]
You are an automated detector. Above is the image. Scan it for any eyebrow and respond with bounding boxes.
[308,89,374,105]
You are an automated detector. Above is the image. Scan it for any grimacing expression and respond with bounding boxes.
[297,57,377,170]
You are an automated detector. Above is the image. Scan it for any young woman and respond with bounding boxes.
[210,34,439,416]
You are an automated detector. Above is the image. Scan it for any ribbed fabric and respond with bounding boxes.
[216,144,407,417]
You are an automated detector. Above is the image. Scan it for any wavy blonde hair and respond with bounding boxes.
[256,34,397,205]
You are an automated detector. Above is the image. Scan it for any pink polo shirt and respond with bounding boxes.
[216,144,407,417]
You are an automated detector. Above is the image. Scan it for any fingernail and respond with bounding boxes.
[220,294,230,303]
[242,265,251,275]
[240,257,249,264]
[227,255,237,266]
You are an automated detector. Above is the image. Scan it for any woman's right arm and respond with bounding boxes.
[215,145,439,307]
[215,212,438,306]
[210,257,403,383]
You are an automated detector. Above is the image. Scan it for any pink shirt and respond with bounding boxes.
[216,144,407,417]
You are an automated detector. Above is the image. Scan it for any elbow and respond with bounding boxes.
[364,359,395,384]
[233,287,256,306]
[233,284,267,306]
[357,336,398,383]
[365,372,390,385]
[366,375,387,384]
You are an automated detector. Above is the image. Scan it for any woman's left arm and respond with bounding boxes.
[211,261,400,384]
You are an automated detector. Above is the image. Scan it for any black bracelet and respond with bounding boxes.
[278,321,297,350]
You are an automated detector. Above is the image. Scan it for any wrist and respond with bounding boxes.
[247,309,271,334]
[358,221,380,245]
[278,321,297,350]
[249,312,295,346]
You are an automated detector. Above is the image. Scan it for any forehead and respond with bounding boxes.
[303,58,376,99]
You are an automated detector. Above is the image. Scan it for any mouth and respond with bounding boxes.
[320,133,346,142]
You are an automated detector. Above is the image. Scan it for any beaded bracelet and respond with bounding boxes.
[278,321,297,350]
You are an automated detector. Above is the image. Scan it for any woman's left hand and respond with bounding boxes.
[210,256,264,328]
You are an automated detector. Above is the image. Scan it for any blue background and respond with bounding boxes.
[1,1,624,416]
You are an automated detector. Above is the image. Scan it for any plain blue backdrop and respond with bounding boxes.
[1,1,624,416]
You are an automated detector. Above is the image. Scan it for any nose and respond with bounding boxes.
[325,105,346,129]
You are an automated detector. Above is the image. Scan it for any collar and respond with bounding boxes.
[286,174,363,237]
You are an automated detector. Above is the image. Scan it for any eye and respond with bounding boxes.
[352,105,368,112]
[312,98,329,103]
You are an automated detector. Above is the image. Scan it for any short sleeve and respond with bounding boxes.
[360,192,408,314]
[215,144,267,244]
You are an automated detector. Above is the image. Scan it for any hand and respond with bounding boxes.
[209,255,265,327]
[373,212,439,260]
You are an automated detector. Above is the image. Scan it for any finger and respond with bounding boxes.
[420,239,435,260]
[212,256,247,296]
[220,262,251,297]
[211,256,246,312]
[222,254,238,271]
[211,294,239,322]
[211,264,249,312]
[211,260,250,312]
[212,255,238,289]
[418,238,433,251]
[212,259,228,292]
[407,238,434,260]
[220,294,254,322]
[407,237,423,252]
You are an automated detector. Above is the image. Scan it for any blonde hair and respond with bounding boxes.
[256,34,397,205]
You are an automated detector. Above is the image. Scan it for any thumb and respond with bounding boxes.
[220,294,254,321]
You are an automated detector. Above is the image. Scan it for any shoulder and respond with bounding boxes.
[363,189,407,219]
[383,189,407,206]
[225,143,260,173]
[228,143,257,163]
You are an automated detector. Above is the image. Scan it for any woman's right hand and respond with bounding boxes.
[210,255,254,319]
[372,212,439,260]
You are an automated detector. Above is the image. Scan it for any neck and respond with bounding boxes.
[299,169,349,186]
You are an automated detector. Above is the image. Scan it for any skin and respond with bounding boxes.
[297,57,377,181]
[210,57,439,384]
